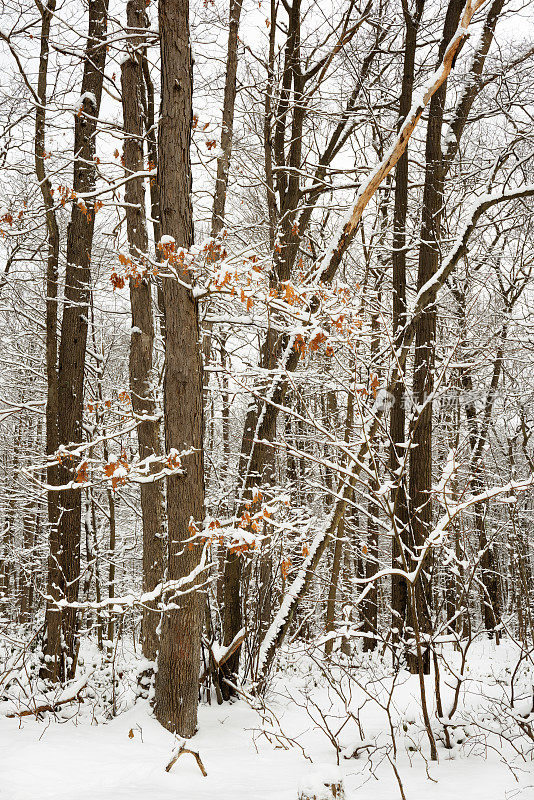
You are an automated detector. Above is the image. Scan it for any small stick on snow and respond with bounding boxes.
[165,743,208,777]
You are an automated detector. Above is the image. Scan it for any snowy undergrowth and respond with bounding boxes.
[265,641,534,770]
[0,631,142,723]
[1,635,533,799]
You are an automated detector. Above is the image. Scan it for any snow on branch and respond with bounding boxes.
[255,183,534,683]
[42,544,212,613]
[318,0,490,284]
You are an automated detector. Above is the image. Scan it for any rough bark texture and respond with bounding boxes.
[211,0,243,237]
[122,0,165,663]
[408,0,465,674]
[389,0,424,650]
[43,0,109,682]
[154,0,205,738]
[407,0,504,671]
[35,0,61,679]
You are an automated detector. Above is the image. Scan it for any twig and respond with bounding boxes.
[165,742,208,776]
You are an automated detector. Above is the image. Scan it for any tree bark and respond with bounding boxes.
[407,0,465,674]
[122,0,166,663]
[211,0,243,237]
[43,0,109,682]
[35,0,61,679]
[324,519,344,657]
[154,0,205,738]
[390,0,424,652]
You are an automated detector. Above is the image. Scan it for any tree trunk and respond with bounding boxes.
[43,0,109,681]
[154,0,205,738]
[390,0,424,653]
[35,0,61,680]
[324,519,344,657]
[122,0,166,663]
[408,0,464,675]
[211,0,243,237]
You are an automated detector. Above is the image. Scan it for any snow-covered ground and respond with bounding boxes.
[1,641,533,800]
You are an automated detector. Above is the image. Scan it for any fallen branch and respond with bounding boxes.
[6,678,89,719]
[165,742,207,776]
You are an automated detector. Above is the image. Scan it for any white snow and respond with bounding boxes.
[1,641,532,800]
[80,91,97,107]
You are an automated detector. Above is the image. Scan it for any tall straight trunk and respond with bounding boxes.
[134,8,166,335]
[104,481,116,645]
[80,491,102,644]
[90,493,104,650]
[216,333,231,608]
[324,388,354,656]
[363,280,383,652]
[324,520,344,657]
[35,0,61,678]
[362,477,379,652]
[211,0,243,237]
[122,0,165,663]
[406,0,505,670]
[458,307,506,636]
[2,416,22,618]
[471,317,510,638]
[390,0,424,649]
[323,386,339,651]
[477,494,501,635]
[154,0,205,737]
[43,0,109,682]
[88,309,115,649]
[206,0,244,685]
[20,418,40,623]
[408,0,464,675]
[442,383,465,636]
[220,333,231,459]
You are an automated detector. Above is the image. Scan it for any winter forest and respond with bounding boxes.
[0,0,533,797]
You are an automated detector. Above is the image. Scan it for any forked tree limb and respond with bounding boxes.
[165,743,208,776]
[200,628,246,685]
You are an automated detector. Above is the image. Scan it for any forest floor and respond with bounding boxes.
[1,641,532,800]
